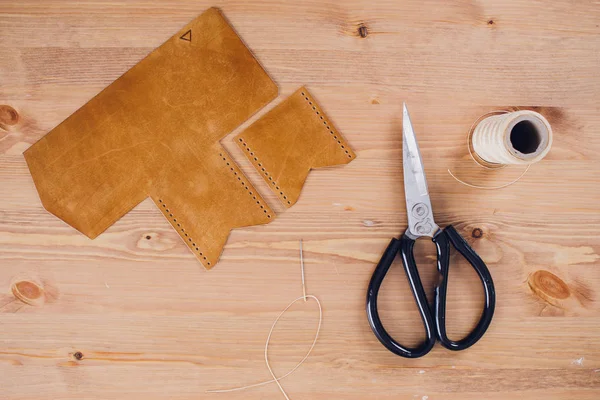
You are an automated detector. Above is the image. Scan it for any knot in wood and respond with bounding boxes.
[528,270,570,306]
[358,25,368,38]
[11,280,43,306]
[0,105,19,127]
[471,228,483,238]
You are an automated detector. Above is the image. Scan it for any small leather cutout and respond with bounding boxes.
[23,8,278,269]
[235,86,356,207]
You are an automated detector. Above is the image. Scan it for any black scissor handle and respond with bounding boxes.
[433,225,496,351]
[366,226,496,358]
[366,237,436,358]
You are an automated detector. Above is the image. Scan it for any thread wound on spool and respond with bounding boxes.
[472,110,552,165]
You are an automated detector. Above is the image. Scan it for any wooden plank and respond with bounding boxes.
[1,0,599,398]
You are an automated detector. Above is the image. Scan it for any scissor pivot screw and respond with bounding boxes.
[415,221,433,235]
[412,203,429,219]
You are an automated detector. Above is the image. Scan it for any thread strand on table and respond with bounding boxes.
[207,241,321,399]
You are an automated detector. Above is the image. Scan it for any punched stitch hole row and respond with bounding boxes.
[220,153,273,217]
[157,199,210,265]
[301,91,353,159]
[238,139,291,205]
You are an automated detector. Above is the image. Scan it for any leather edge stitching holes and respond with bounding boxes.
[234,142,291,206]
[157,199,211,267]
[301,90,353,159]
[219,153,274,217]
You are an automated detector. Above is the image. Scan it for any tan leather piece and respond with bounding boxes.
[235,87,356,207]
[23,8,278,269]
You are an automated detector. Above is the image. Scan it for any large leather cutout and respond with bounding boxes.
[23,8,278,269]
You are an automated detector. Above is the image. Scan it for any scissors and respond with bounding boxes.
[366,104,496,358]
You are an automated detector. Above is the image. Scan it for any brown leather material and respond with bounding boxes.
[23,7,278,269]
[235,87,356,207]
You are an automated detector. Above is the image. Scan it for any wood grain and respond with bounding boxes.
[1,1,599,399]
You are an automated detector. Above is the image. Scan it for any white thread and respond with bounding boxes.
[206,295,322,399]
[207,241,321,399]
[466,110,513,170]
[447,165,530,190]
[447,109,549,189]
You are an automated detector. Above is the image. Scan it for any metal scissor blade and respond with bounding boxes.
[403,103,438,238]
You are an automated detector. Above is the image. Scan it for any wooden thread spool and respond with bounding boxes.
[472,110,553,165]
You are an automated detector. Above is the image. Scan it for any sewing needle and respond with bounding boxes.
[300,239,306,302]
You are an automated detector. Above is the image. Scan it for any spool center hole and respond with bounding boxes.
[510,120,541,154]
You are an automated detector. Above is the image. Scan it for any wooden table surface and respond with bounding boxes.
[1,1,599,399]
